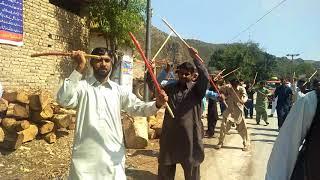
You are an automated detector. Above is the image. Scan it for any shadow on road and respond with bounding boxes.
[248,127,278,132]
[250,133,278,137]
[129,149,159,157]
[251,139,275,143]
[204,143,243,150]
[126,168,157,180]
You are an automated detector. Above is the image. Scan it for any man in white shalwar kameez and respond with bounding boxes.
[57,48,168,180]
[265,87,318,180]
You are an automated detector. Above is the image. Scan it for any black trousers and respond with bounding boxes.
[244,99,254,118]
[158,163,200,180]
[277,105,290,128]
[207,99,218,134]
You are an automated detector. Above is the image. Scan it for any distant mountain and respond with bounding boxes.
[135,26,224,65]
[135,26,319,70]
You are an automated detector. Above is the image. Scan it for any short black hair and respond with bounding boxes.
[91,47,113,56]
[90,47,114,65]
[297,79,306,87]
[176,62,195,73]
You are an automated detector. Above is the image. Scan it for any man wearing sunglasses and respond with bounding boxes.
[158,47,209,180]
[57,47,168,180]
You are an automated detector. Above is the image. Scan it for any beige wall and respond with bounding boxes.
[0,0,89,94]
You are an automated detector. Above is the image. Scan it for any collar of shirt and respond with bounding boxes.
[87,75,112,89]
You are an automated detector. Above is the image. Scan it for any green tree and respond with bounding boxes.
[88,0,146,77]
[208,42,277,82]
[89,0,146,50]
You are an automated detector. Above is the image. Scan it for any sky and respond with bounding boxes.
[152,0,320,61]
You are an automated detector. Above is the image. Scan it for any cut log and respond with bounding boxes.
[39,91,53,109]
[29,94,41,111]
[0,127,4,142]
[2,90,17,102]
[40,105,54,119]
[67,123,76,130]
[14,120,31,132]
[51,114,72,128]
[122,114,148,149]
[44,132,56,144]
[0,129,23,149]
[56,108,77,116]
[6,103,29,119]
[2,118,17,132]
[51,102,61,114]
[16,90,29,104]
[0,98,9,112]
[29,111,43,122]
[39,120,55,134]
[17,124,38,143]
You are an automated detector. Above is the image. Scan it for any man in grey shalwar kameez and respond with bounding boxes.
[158,47,209,180]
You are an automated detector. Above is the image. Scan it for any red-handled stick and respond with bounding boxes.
[129,32,175,118]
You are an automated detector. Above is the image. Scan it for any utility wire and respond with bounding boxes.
[229,0,288,43]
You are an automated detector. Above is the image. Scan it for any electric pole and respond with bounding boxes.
[286,53,300,80]
[144,0,152,101]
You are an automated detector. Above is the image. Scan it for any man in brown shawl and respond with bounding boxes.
[157,47,209,180]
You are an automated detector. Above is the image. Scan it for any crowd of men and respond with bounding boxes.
[1,46,318,180]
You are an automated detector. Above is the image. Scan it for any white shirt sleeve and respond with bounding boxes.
[265,91,317,180]
[57,70,83,109]
[120,87,158,117]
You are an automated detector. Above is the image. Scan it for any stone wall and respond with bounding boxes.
[0,0,89,95]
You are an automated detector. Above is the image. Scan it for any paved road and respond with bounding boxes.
[175,110,279,180]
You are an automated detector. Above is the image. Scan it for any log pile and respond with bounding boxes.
[0,90,76,150]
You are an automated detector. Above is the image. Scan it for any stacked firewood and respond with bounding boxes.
[0,90,76,150]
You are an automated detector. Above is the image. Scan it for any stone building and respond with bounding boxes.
[0,0,90,94]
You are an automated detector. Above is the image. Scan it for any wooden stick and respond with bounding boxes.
[162,18,222,95]
[151,31,173,62]
[252,72,258,86]
[162,18,204,64]
[31,52,101,59]
[162,18,190,48]
[221,67,240,79]
[303,70,318,86]
[213,69,226,81]
[129,32,175,118]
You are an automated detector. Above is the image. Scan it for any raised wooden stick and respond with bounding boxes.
[162,18,222,95]
[303,70,318,86]
[129,32,174,118]
[151,31,173,62]
[252,72,258,86]
[31,52,101,59]
[221,67,240,79]
[213,69,226,81]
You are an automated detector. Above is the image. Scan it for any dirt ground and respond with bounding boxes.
[0,113,277,180]
[0,129,160,180]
